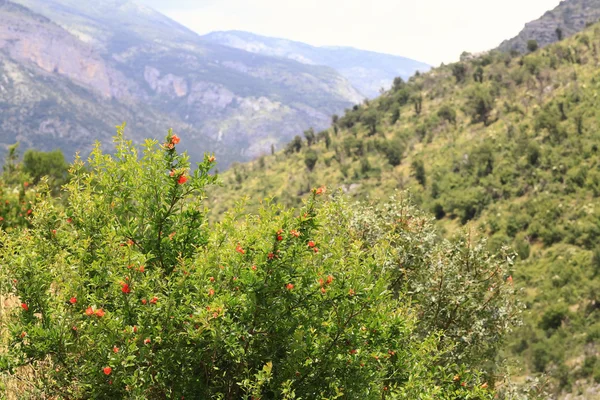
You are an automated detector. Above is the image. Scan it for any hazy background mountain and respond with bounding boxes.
[202,31,430,98]
[498,0,600,53]
[1,0,368,167]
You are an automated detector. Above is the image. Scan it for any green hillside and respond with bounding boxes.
[209,22,600,396]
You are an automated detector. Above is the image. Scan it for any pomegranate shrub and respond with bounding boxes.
[0,126,515,399]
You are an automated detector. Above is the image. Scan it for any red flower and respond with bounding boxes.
[95,309,105,318]
[67,218,72,223]
[85,307,94,316]
[103,366,112,376]
[208,155,216,163]
[268,252,274,260]
[507,275,513,285]
[168,232,176,240]
[20,331,27,338]
[150,296,158,304]
[52,229,56,235]
[69,297,77,304]
[138,265,145,273]
[308,241,316,248]
[277,235,283,241]
[169,170,176,177]
[209,276,215,282]
[208,288,215,296]
[121,283,131,294]
[313,247,319,253]
[141,299,147,305]
[170,134,180,145]
[26,209,32,215]
[326,275,334,284]
[113,346,119,353]
[23,182,29,187]
[286,283,294,291]
[315,186,326,195]
[127,239,134,246]
[21,303,29,311]
[235,244,245,254]
[144,338,151,345]
[348,289,355,296]
[290,230,300,237]
[133,326,138,333]
[350,349,357,355]
[177,175,188,185]
[320,287,326,294]
[251,265,257,271]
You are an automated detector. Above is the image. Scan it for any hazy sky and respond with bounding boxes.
[138,0,562,65]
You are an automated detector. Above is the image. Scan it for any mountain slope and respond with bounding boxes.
[0,0,201,156]
[1,0,363,166]
[202,30,430,98]
[498,0,600,53]
[209,24,600,397]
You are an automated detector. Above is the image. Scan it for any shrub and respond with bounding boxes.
[411,159,426,187]
[452,62,468,83]
[0,128,501,399]
[285,135,303,154]
[466,85,495,126]
[527,40,539,53]
[437,104,457,125]
[380,139,404,167]
[304,149,318,171]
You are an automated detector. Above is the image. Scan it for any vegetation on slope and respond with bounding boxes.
[0,130,520,398]
[209,22,600,396]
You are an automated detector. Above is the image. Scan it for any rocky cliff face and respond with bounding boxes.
[498,0,600,53]
[0,0,363,167]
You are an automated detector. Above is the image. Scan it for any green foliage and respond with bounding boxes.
[465,85,495,126]
[411,159,426,187]
[437,104,457,125]
[22,149,69,189]
[473,66,484,83]
[380,139,404,167]
[0,129,503,399]
[285,135,303,154]
[207,22,600,395]
[527,40,539,53]
[304,149,318,171]
[303,127,315,146]
[452,62,468,83]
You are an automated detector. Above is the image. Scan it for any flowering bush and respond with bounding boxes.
[0,126,511,398]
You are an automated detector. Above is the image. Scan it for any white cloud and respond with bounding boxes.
[143,0,562,65]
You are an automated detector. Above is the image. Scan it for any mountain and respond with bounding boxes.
[498,0,600,53]
[209,23,600,397]
[202,31,430,98]
[0,0,363,167]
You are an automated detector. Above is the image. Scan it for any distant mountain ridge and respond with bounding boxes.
[498,0,600,53]
[0,0,365,166]
[202,31,430,98]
